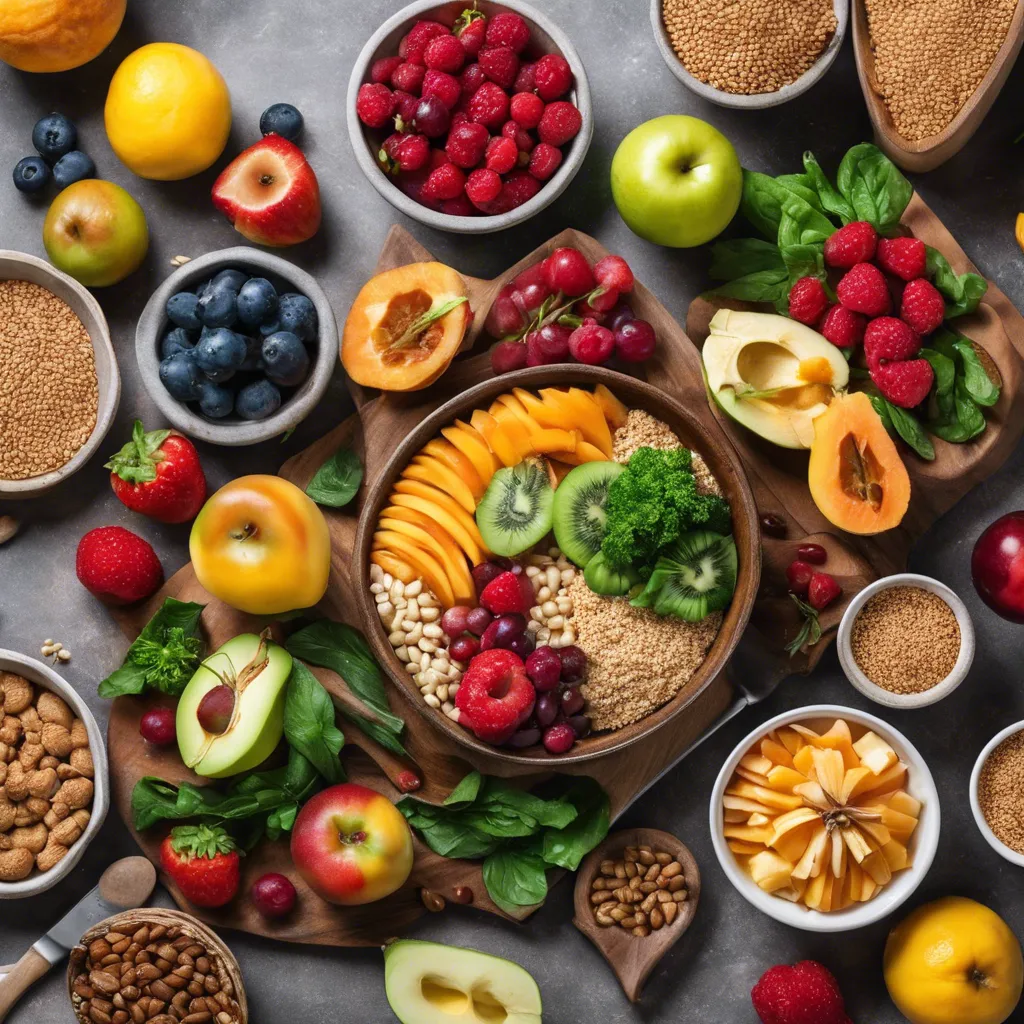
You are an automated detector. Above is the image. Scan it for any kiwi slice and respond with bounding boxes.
[631,530,737,622]
[475,460,554,557]
[552,461,625,568]
[583,551,641,596]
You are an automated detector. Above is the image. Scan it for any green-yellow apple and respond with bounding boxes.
[43,179,149,287]
[610,115,742,248]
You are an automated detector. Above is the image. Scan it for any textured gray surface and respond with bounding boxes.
[2,2,1024,1021]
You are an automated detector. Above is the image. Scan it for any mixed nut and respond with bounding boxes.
[589,845,689,936]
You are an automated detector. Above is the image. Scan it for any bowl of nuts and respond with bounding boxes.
[0,648,107,898]
[69,908,248,1024]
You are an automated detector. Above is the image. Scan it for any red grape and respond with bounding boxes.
[558,645,587,681]
[466,606,493,636]
[560,686,585,716]
[568,319,614,365]
[535,691,559,727]
[607,302,635,331]
[413,94,450,137]
[480,613,526,650]
[786,560,814,597]
[139,707,176,746]
[594,254,634,293]
[449,635,480,662]
[544,247,595,296]
[490,339,529,374]
[507,634,535,659]
[567,714,591,738]
[525,646,562,691]
[542,722,576,754]
[507,726,541,748]
[441,605,472,637]
[614,319,657,363]
[517,281,551,312]
[486,286,525,337]
[251,873,297,918]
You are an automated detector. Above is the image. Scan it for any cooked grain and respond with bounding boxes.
[978,730,1024,855]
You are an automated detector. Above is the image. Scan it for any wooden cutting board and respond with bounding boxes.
[107,207,1024,946]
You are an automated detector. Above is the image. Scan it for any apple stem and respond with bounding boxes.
[338,829,366,846]
[230,521,259,542]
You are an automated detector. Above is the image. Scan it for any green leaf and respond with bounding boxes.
[104,420,171,484]
[540,778,610,871]
[336,709,408,757]
[482,844,549,910]
[283,661,345,784]
[930,379,986,442]
[740,170,787,239]
[481,781,578,829]
[925,248,987,319]
[953,339,1001,407]
[802,151,855,223]
[884,401,935,461]
[708,238,785,280]
[305,448,363,508]
[780,242,826,288]
[868,391,895,431]
[707,267,790,304]
[390,297,468,350]
[777,200,835,248]
[785,593,822,658]
[445,771,483,807]
[395,799,501,859]
[836,143,913,232]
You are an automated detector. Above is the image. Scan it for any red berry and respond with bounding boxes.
[422,69,461,109]
[391,62,426,94]
[871,358,934,409]
[479,45,520,90]
[485,11,531,53]
[820,304,866,349]
[388,132,430,172]
[455,14,487,57]
[863,316,921,371]
[544,247,595,295]
[808,572,842,612]
[442,193,476,218]
[537,101,582,146]
[796,543,828,565]
[788,277,829,325]
[139,707,176,746]
[513,62,537,93]
[424,34,465,73]
[491,338,529,372]
[478,168,539,213]
[480,570,533,615]
[594,254,634,294]
[786,560,814,597]
[574,298,607,322]
[399,20,449,64]
[420,162,466,201]
[569,319,615,364]
[836,262,891,316]
[502,119,535,153]
[900,278,946,335]
[372,56,403,84]
[525,323,572,365]
[528,142,562,180]
[412,93,450,137]
[450,635,480,662]
[442,605,472,636]
[752,961,850,1024]
[459,62,487,97]
[823,221,877,268]
[876,235,927,281]
[534,53,573,101]
[468,81,510,129]
[510,91,544,129]
[558,645,587,681]
[483,135,517,174]
[466,166,503,204]
[76,526,163,605]
[251,873,297,919]
[542,722,576,754]
[525,646,562,691]
[356,82,395,128]
[588,287,619,313]
[614,319,656,362]
[446,120,490,167]
[455,649,535,745]
[396,769,422,793]
[392,89,420,124]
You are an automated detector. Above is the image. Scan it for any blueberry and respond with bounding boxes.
[211,268,248,293]
[197,379,235,419]
[52,151,95,189]
[32,113,77,162]
[259,319,282,337]
[237,277,278,327]
[166,292,202,331]
[12,156,50,194]
[198,286,238,329]
[240,335,263,372]
[260,103,304,142]
[159,351,203,401]
[161,327,195,359]
[236,379,282,420]
[277,293,318,342]
[195,328,247,382]
[261,331,310,387]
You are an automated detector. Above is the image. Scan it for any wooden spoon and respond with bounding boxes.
[573,828,700,1003]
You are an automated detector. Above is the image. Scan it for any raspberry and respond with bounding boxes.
[423,69,461,109]
[836,262,891,316]
[424,34,465,73]
[872,358,934,408]
[808,572,842,611]
[460,62,487,97]
[569,319,615,364]
[485,11,531,53]
[537,101,582,146]
[450,110,470,127]
[510,91,544,129]
[485,135,518,174]
[475,168,540,214]
[391,62,425,95]
[900,278,945,334]
[594,255,634,294]
[392,90,419,124]
[455,649,535,745]
[381,132,430,173]
[528,142,562,180]
[480,570,533,615]
[446,121,489,167]
[441,194,476,216]
[502,119,535,153]
[355,83,395,128]
[468,81,510,128]
[455,12,487,57]
[534,53,573,101]
[371,56,403,84]
[863,316,921,370]
[479,45,520,89]
[420,162,466,201]
[514,62,537,93]
[823,221,877,268]
[820,304,866,349]
[876,235,927,281]
[399,20,449,65]
[788,277,829,325]
[466,167,503,205]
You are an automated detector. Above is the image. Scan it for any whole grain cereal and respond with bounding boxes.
[850,585,960,694]
[865,0,1015,141]
[977,730,1024,855]
[662,0,837,95]
[0,280,98,480]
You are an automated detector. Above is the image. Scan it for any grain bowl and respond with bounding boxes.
[970,720,1024,868]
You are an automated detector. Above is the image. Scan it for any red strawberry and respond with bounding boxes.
[391,62,426,95]
[510,91,544,129]
[485,11,531,53]
[472,168,540,214]
[820,304,866,349]
[468,81,510,128]
[355,82,396,128]
[398,20,449,65]
[836,262,890,316]
[752,961,851,1024]
[76,526,163,605]
[106,421,207,524]
[900,278,945,334]
[485,135,518,174]
[371,56,403,84]
[466,167,502,205]
[823,221,877,268]
[480,569,533,615]
[863,316,921,370]
[160,825,240,908]
[423,34,465,74]
[454,9,487,57]
[529,143,562,180]
[872,358,935,408]
[876,235,927,281]
[455,649,535,744]
[787,277,828,325]
[808,572,842,611]
[479,45,520,90]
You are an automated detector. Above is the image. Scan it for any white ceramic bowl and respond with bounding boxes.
[970,720,1024,867]
[0,649,109,899]
[650,0,848,109]
[0,250,120,498]
[836,573,975,709]
[709,704,940,932]
[347,0,593,234]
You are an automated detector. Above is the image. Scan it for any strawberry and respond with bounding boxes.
[106,421,207,524]
[454,649,535,744]
[76,526,163,605]
[807,572,842,611]
[752,960,851,1024]
[454,9,487,57]
[160,825,240,908]
[480,569,533,615]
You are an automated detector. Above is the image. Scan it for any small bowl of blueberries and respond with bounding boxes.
[136,247,339,445]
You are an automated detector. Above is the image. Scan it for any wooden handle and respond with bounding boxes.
[0,948,50,1022]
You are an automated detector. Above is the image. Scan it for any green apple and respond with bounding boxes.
[610,115,742,248]
[43,179,149,287]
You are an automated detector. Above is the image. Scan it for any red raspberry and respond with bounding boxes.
[420,162,466,201]
[569,318,615,364]
[466,167,503,205]
[534,53,573,101]
[371,56,403,84]
[514,62,537,93]
[900,278,945,334]
[872,358,935,408]
[399,20,449,65]
[479,45,520,89]
[381,132,431,173]
[455,649,535,745]
[528,142,562,180]
[391,62,425,95]
[468,81,510,128]
[836,262,891,316]
[502,119,535,153]
[863,317,921,370]
[424,34,465,73]
[823,221,877,268]
[510,91,544,129]
[423,69,461,109]
[459,62,487,97]
[876,235,927,281]
[356,83,395,128]
[485,11,531,53]
[480,570,534,614]
[446,120,489,167]
[474,168,540,214]
[752,961,850,1024]
[455,13,487,57]
[450,109,470,127]
[537,101,582,146]
[594,255,634,294]
[820,304,866,349]
[485,135,518,174]
[808,573,842,612]
[788,277,829,325]
[441,194,476,217]
[392,89,420,124]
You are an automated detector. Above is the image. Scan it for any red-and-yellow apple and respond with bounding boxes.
[189,474,331,615]
[290,783,414,905]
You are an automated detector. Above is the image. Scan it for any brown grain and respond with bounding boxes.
[612,409,721,496]
[977,730,1024,854]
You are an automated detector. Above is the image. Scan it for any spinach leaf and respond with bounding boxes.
[482,843,549,911]
[396,800,500,859]
[540,777,610,871]
[836,143,913,231]
[707,268,790,304]
[777,197,835,248]
[884,401,935,461]
[868,392,895,432]
[480,782,577,830]
[708,238,784,280]
[283,661,345,784]
[305,447,363,508]
[803,151,855,223]
[925,248,987,319]
[444,771,483,807]
[774,173,826,211]
[930,379,986,443]
[953,339,1001,406]
[740,170,786,239]
[780,242,826,288]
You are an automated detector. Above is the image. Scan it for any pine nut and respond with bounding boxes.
[526,565,541,578]
[377,600,394,619]
[441,700,454,714]
[424,694,441,709]
[527,620,541,633]
[406,623,423,643]
[370,565,384,583]
[556,596,572,614]
[418,638,437,654]
[537,586,552,603]
[546,566,560,592]
[447,708,461,722]
[541,600,558,618]
[405,662,419,675]
[547,614,564,630]
[405,603,420,622]
[418,592,437,608]
[436,683,449,702]
[420,606,440,621]
[537,627,551,642]
[530,606,544,622]
[448,683,460,698]
[395,646,411,663]
[370,583,384,595]
[404,579,422,598]
[547,633,565,649]
[419,651,430,670]
[388,631,406,646]
[389,580,405,601]
[422,669,441,686]
[382,573,394,587]
[419,679,437,695]
[431,657,448,673]
[560,569,575,586]
[561,625,576,645]
[664,902,678,924]
[375,591,390,605]
[422,624,443,639]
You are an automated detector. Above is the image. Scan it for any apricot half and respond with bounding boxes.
[342,262,470,391]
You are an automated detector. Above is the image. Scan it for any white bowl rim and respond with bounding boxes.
[649,0,849,110]
[709,702,940,932]
[346,0,594,235]
[0,648,110,899]
[969,719,1024,868]
[0,249,120,495]
[836,573,975,709]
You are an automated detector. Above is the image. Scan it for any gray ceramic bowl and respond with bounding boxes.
[347,0,593,234]
[0,251,120,498]
[136,247,338,446]
[650,0,849,109]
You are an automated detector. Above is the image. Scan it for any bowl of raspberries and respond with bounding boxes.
[349,0,592,233]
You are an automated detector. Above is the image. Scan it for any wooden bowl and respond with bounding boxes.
[572,828,700,1002]
[353,364,761,765]
[853,0,1024,171]
[68,908,248,1024]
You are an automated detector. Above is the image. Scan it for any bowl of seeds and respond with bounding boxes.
[836,573,974,709]
[971,721,1024,867]
[0,250,119,499]
[651,0,848,108]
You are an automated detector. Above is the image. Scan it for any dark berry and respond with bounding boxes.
[32,113,77,162]
[277,293,318,342]
[195,328,246,382]
[140,707,176,746]
[236,278,279,327]
[13,155,51,193]
[558,645,587,681]
[52,150,95,189]
[236,379,282,420]
[260,103,304,141]
[261,331,310,387]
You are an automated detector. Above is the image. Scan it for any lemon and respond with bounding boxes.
[105,42,231,181]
